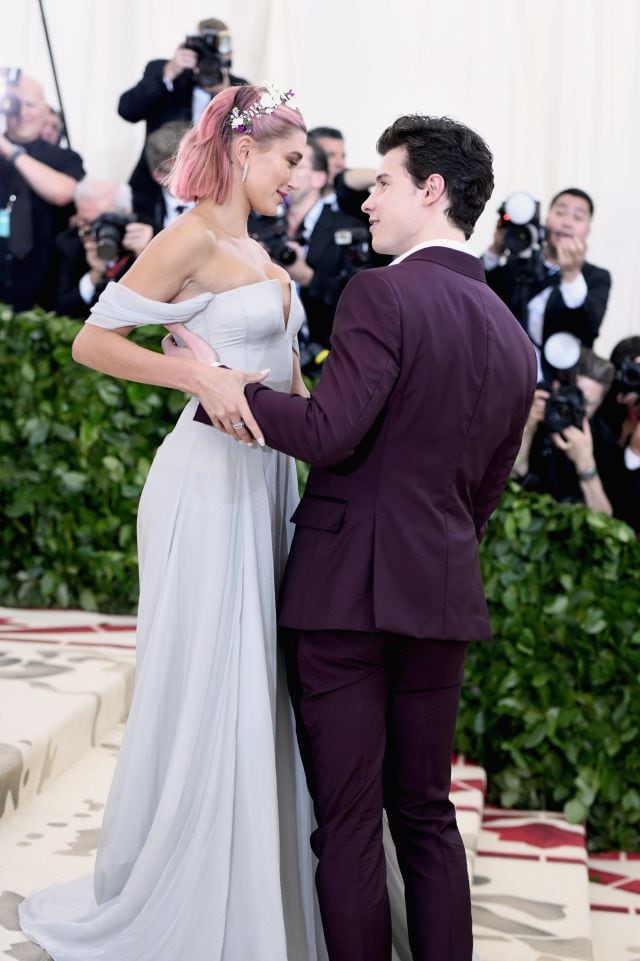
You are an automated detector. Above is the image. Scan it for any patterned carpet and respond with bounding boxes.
[0,606,637,960]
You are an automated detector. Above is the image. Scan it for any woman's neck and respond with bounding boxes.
[196,196,250,239]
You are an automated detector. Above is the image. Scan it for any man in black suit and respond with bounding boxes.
[118,17,247,219]
[0,74,84,311]
[133,121,193,231]
[482,188,611,360]
[284,140,375,349]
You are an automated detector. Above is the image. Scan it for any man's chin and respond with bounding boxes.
[370,235,391,256]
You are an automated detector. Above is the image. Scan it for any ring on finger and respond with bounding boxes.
[232,420,245,431]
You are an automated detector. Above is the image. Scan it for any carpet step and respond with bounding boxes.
[0,723,124,958]
[451,754,487,882]
[588,852,640,961]
[0,606,136,827]
[471,807,593,961]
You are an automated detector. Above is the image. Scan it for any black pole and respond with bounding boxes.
[36,0,71,147]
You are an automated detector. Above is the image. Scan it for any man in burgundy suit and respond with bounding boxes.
[208,115,537,960]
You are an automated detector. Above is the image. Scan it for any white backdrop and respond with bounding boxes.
[3,0,638,356]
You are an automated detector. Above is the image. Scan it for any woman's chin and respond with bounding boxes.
[251,197,281,218]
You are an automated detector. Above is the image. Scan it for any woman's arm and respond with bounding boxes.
[72,222,212,391]
[71,222,268,440]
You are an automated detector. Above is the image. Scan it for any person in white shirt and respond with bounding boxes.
[118,18,248,224]
[482,188,611,365]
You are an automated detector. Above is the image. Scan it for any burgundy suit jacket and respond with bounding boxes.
[246,247,537,641]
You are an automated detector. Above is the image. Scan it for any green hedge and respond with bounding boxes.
[459,482,640,851]
[2,305,639,850]
[0,304,184,613]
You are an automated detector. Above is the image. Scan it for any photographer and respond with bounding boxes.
[0,73,84,310]
[40,106,64,146]
[118,17,248,218]
[308,125,379,222]
[512,347,615,515]
[55,178,152,319]
[483,188,611,358]
[281,140,374,349]
[592,336,640,534]
[134,120,194,230]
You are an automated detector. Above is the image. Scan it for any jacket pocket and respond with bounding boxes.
[290,495,347,532]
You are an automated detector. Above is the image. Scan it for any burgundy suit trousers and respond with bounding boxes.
[283,629,473,961]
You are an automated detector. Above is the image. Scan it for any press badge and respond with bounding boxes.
[0,195,15,239]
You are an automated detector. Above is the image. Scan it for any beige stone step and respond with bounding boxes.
[471,807,593,961]
[0,607,135,826]
[588,852,640,961]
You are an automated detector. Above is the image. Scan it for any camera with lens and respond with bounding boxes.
[248,211,298,267]
[0,67,21,131]
[89,213,136,262]
[183,29,232,88]
[539,332,586,433]
[497,191,545,259]
[616,356,640,394]
[333,226,373,268]
[542,384,586,433]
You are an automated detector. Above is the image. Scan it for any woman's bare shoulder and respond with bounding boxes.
[120,214,217,301]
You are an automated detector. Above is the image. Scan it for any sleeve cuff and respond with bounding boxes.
[79,272,96,304]
[624,446,640,470]
[559,271,588,307]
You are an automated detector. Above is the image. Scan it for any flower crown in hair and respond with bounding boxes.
[226,82,300,134]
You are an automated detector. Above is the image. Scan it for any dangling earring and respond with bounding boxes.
[241,162,249,183]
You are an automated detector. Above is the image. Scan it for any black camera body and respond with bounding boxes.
[617,356,640,393]
[184,30,232,88]
[497,191,545,259]
[248,212,298,267]
[0,67,21,126]
[333,226,372,268]
[90,213,136,262]
[542,383,586,433]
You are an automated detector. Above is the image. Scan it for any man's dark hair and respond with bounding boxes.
[578,348,615,390]
[611,336,640,370]
[308,126,343,142]
[307,139,328,175]
[197,17,228,33]
[145,120,191,174]
[376,115,494,239]
[550,187,594,217]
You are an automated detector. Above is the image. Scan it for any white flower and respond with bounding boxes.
[259,92,279,112]
[225,83,300,130]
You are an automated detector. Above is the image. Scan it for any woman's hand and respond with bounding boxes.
[161,324,220,364]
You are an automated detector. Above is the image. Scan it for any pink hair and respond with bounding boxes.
[165,84,307,203]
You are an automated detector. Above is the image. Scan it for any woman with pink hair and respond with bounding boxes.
[19,83,326,961]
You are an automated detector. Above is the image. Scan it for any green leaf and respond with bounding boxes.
[58,471,87,493]
[543,595,569,616]
[564,799,589,823]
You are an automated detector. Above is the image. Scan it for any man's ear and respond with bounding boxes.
[423,173,446,205]
[312,170,328,192]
